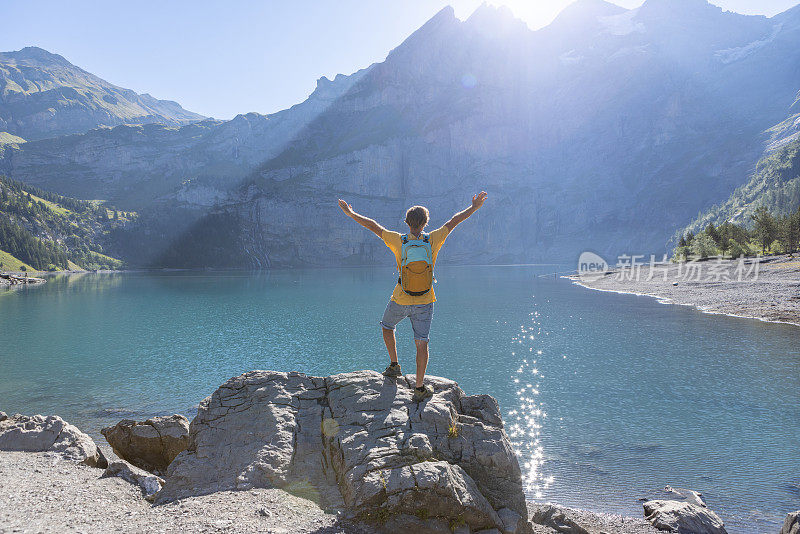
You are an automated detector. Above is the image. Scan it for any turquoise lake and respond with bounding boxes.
[1,267,798,532]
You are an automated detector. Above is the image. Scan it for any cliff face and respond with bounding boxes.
[0,47,205,141]
[0,67,370,209]
[230,2,800,267]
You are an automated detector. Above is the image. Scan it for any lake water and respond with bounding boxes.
[1,268,798,532]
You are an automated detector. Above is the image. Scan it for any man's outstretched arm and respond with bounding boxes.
[445,191,487,232]
[338,199,385,237]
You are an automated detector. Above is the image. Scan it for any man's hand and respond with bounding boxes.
[445,190,488,232]
[472,191,488,210]
[338,199,354,217]
[338,199,384,237]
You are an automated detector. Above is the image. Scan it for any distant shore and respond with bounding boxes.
[0,268,126,287]
[569,254,800,327]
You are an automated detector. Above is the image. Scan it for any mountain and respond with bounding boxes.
[4,1,800,268]
[0,47,205,141]
[677,98,800,237]
[181,0,800,267]
[0,67,371,210]
[0,175,124,271]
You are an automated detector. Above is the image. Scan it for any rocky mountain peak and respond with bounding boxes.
[543,0,629,41]
[465,3,530,36]
[0,46,73,67]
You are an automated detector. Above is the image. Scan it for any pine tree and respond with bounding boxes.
[751,207,777,254]
[705,223,721,245]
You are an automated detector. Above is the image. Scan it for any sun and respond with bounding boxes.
[485,0,576,30]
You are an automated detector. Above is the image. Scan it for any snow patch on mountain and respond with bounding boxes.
[716,23,783,64]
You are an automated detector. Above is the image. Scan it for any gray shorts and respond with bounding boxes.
[380,300,434,342]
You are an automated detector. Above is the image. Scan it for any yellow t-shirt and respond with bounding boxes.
[381,226,450,305]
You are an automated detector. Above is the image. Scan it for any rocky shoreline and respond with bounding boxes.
[570,255,800,327]
[0,272,46,286]
[1,372,797,533]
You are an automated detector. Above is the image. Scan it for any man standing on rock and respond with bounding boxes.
[338,192,488,402]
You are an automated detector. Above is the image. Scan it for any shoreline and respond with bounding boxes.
[568,254,800,328]
[0,449,663,534]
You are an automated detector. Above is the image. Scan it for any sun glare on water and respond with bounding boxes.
[507,304,554,499]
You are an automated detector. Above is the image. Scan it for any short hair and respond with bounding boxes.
[405,205,429,228]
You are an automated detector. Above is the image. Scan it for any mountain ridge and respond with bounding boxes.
[3,2,800,267]
[0,46,205,141]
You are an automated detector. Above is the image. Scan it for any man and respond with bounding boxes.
[337,191,488,401]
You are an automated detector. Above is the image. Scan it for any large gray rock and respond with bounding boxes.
[782,511,800,534]
[643,500,727,534]
[0,414,107,468]
[103,460,165,500]
[157,370,531,534]
[529,504,590,534]
[101,414,189,474]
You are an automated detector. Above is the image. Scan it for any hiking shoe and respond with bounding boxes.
[382,362,402,378]
[412,385,434,402]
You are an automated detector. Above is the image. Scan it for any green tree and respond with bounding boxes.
[705,223,721,245]
[678,234,687,247]
[718,237,732,257]
[751,206,777,253]
[691,233,718,259]
[778,210,800,253]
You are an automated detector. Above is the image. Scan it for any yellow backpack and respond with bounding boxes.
[399,233,433,296]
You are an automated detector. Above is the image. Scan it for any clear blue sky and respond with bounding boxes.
[2,0,797,119]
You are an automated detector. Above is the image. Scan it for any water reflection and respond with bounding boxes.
[507,306,553,499]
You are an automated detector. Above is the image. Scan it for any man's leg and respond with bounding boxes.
[383,327,398,364]
[414,339,429,388]
[409,303,434,389]
[380,300,407,374]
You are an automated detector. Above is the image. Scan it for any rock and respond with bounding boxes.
[101,414,189,474]
[643,500,726,534]
[158,370,532,534]
[664,485,706,507]
[103,460,165,500]
[0,414,107,468]
[0,411,7,422]
[497,507,527,534]
[529,504,590,534]
[782,511,800,534]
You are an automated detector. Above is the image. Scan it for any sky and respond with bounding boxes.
[2,0,797,120]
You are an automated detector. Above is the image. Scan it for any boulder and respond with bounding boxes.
[0,413,107,468]
[782,511,800,534]
[529,504,590,534]
[157,370,532,534]
[101,414,189,474]
[103,460,165,500]
[643,500,726,534]
[663,485,706,507]
[0,411,7,422]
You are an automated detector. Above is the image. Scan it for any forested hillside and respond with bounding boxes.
[0,176,125,271]
[679,139,800,238]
